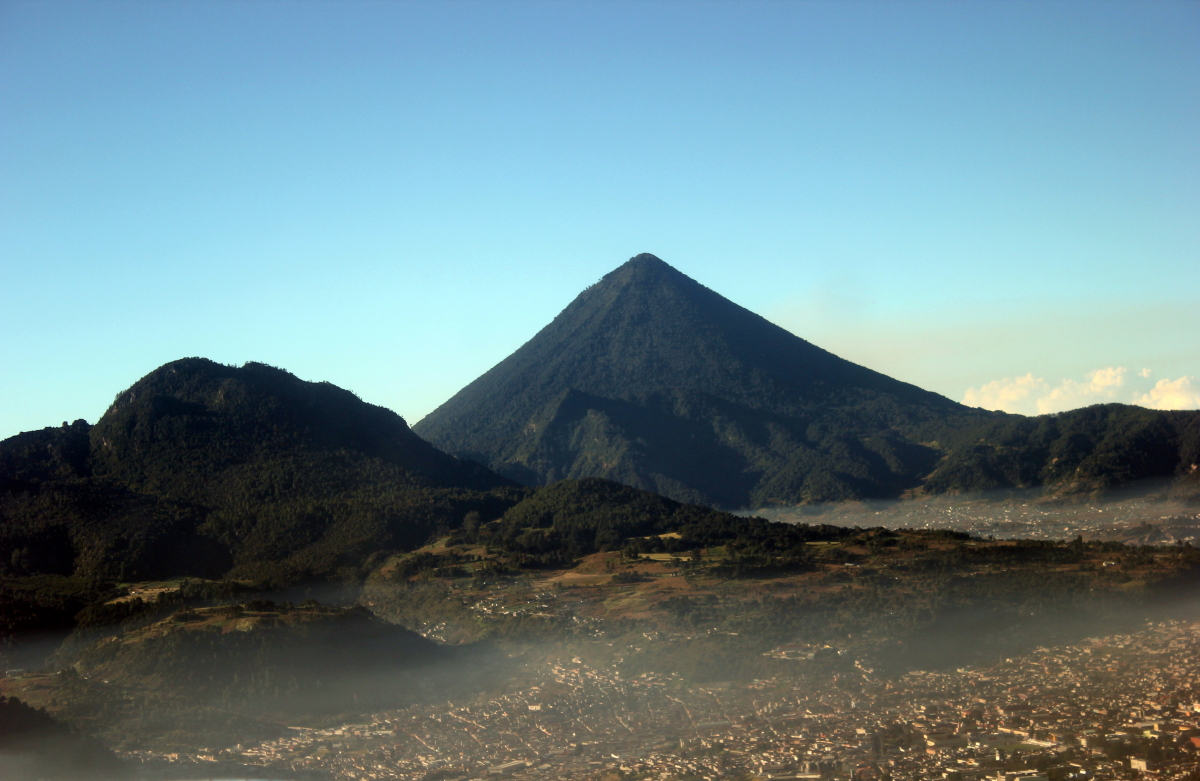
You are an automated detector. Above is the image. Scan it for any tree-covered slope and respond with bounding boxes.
[924,403,1200,497]
[0,359,523,586]
[451,477,852,561]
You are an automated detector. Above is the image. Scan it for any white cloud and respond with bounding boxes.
[1135,376,1200,410]
[962,368,1130,415]
[960,366,1200,415]
[962,373,1048,414]
[1035,366,1128,414]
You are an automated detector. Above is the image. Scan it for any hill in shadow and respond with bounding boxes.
[1,359,523,588]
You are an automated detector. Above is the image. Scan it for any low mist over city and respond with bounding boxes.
[1,2,1197,781]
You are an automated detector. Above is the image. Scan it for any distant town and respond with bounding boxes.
[755,497,1200,547]
[121,618,1200,781]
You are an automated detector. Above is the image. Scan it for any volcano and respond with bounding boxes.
[415,254,984,506]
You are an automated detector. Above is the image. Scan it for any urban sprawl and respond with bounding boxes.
[126,619,1200,781]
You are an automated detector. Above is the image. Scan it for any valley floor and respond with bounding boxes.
[5,513,1200,781]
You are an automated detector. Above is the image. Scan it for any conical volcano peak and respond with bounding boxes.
[414,252,972,506]
[603,252,695,289]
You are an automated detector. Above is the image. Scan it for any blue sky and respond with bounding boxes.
[2,0,1197,439]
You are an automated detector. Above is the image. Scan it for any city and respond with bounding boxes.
[124,618,1200,781]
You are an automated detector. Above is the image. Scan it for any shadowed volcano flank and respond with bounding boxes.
[414,254,972,507]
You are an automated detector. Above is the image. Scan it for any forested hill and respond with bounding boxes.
[0,359,522,586]
[449,477,854,564]
[415,254,1200,507]
[91,357,507,494]
[923,402,1200,498]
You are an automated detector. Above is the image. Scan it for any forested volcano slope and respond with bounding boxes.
[0,359,521,586]
[415,254,1200,506]
[925,402,1200,498]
